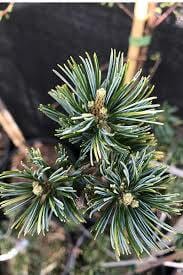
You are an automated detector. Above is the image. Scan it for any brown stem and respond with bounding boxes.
[154,4,178,28]
[137,3,157,71]
[101,250,183,273]
[0,3,14,20]
[136,250,183,274]
[80,162,98,175]
[116,3,133,19]
[62,233,86,275]
[125,0,149,83]
[149,55,162,80]
[0,99,27,151]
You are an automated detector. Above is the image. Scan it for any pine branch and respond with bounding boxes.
[0,146,84,236]
[0,50,181,259]
[40,49,162,165]
[87,149,181,257]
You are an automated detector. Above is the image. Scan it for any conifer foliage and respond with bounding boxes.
[0,50,181,258]
[40,50,161,165]
[0,146,84,236]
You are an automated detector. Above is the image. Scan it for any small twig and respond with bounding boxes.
[168,165,183,178]
[0,3,14,20]
[41,262,58,275]
[154,246,176,257]
[149,55,162,80]
[154,161,183,178]
[136,250,183,273]
[153,4,178,28]
[160,215,183,248]
[0,98,27,151]
[100,258,148,268]
[62,233,86,275]
[164,261,183,269]
[101,251,183,272]
[0,239,28,261]
[100,246,176,269]
[116,3,133,19]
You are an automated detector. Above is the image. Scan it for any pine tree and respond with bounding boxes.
[0,49,181,258]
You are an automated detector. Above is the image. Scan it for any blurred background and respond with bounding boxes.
[0,3,183,138]
[0,2,183,275]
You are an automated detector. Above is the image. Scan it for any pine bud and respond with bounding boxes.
[154,151,165,161]
[32,181,43,196]
[88,101,94,110]
[95,88,106,107]
[123,193,133,206]
[131,199,139,208]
